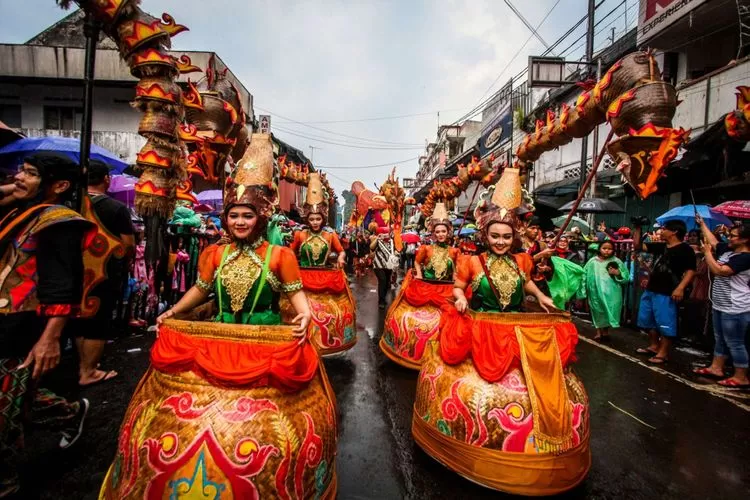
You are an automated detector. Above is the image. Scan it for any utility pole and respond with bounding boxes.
[578,0,596,195]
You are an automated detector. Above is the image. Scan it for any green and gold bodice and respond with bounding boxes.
[470,254,526,313]
[300,231,329,267]
[214,243,281,325]
[424,244,454,281]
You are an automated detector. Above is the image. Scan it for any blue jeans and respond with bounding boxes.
[712,310,750,368]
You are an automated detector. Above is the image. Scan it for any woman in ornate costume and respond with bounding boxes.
[412,167,590,496]
[380,203,460,369]
[100,135,338,499]
[285,173,357,355]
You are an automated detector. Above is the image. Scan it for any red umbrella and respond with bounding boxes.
[713,200,750,219]
[193,203,215,213]
[402,232,420,244]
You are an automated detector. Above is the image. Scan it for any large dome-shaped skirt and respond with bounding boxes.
[280,268,357,356]
[412,311,590,496]
[99,320,338,499]
[380,273,450,370]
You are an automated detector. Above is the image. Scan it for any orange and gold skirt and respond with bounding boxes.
[281,268,357,356]
[412,310,590,496]
[380,272,452,370]
[99,319,338,499]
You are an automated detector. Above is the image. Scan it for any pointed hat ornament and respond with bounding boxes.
[303,171,329,218]
[476,167,523,230]
[234,133,274,187]
[305,172,326,205]
[223,133,277,217]
[429,202,451,230]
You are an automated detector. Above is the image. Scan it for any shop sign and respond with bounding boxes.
[259,114,271,133]
[637,0,708,44]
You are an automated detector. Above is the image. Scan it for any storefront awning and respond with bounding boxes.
[533,178,579,196]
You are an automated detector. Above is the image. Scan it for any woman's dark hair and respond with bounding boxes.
[598,240,614,255]
[733,224,750,241]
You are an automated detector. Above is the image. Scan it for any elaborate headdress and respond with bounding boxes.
[223,133,277,219]
[474,166,523,234]
[301,172,329,219]
[428,202,451,232]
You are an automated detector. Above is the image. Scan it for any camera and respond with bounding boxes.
[630,215,650,226]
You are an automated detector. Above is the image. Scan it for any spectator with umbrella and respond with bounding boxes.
[693,216,750,388]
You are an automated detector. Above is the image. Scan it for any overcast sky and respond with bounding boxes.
[0,0,638,200]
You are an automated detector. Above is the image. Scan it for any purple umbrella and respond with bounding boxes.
[197,189,223,202]
[108,174,137,207]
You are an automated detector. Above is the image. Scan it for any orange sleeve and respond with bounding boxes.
[272,246,303,293]
[196,244,223,292]
[329,232,344,254]
[454,255,477,290]
[449,247,460,265]
[289,230,303,253]
[415,245,429,266]
[513,252,534,281]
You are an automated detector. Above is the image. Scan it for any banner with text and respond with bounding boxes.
[638,0,708,45]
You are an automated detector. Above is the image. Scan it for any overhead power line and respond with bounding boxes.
[503,0,555,52]
[318,156,420,170]
[273,125,423,150]
[475,0,563,105]
[451,0,623,127]
[256,106,423,147]
[273,124,422,148]
[273,109,461,125]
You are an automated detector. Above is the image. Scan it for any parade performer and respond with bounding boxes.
[380,203,459,369]
[100,135,338,499]
[412,167,590,496]
[285,173,357,355]
[0,153,94,497]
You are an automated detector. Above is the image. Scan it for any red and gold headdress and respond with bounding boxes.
[474,166,523,234]
[223,133,277,219]
[301,172,329,219]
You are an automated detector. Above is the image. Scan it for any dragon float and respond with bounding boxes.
[347,168,406,249]
[56,2,338,498]
[421,51,691,218]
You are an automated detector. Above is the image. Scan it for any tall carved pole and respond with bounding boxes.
[76,10,100,211]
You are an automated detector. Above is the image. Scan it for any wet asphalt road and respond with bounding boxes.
[20,272,750,499]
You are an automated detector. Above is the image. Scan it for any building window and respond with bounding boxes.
[44,106,83,130]
[0,104,22,128]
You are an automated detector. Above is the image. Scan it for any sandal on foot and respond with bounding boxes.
[79,370,118,388]
[692,367,724,379]
[636,347,658,355]
[648,356,668,365]
[717,378,750,389]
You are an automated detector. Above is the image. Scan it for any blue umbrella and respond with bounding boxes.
[452,217,465,226]
[0,136,129,174]
[656,204,732,232]
[457,227,477,236]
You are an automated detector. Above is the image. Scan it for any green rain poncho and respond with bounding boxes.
[547,256,584,310]
[579,256,629,328]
